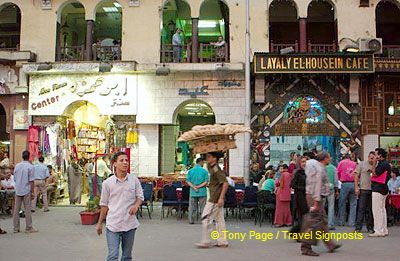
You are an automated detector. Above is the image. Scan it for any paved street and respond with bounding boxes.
[0,206,398,261]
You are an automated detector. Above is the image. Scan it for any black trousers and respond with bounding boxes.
[355,189,374,231]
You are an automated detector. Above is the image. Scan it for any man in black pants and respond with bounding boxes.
[354,151,375,233]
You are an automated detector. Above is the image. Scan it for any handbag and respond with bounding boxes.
[371,171,387,184]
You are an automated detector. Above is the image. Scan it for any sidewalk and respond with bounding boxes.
[0,206,399,261]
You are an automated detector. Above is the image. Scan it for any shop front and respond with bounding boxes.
[28,73,138,204]
[252,53,374,169]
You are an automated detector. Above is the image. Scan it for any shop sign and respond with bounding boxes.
[254,53,374,74]
[28,74,137,116]
[13,110,31,130]
[178,86,209,98]
[275,123,336,136]
[386,118,400,132]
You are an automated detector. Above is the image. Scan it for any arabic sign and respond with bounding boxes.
[178,86,209,98]
[254,53,374,74]
[13,110,31,130]
[28,74,137,116]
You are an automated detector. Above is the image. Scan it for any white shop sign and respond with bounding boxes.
[29,74,137,116]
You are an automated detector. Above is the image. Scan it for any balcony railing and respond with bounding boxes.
[381,45,400,58]
[57,45,85,61]
[270,41,299,53]
[199,43,229,63]
[93,45,121,61]
[160,44,191,63]
[308,41,337,53]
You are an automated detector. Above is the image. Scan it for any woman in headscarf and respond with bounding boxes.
[274,164,293,227]
[67,158,83,205]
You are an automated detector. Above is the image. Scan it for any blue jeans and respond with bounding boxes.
[106,228,136,261]
[339,182,357,227]
[327,192,336,228]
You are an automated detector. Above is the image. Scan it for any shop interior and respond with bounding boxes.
[30,101,138,206]
[160,101,215,175]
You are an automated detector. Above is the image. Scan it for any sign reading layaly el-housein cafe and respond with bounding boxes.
[254,53,374,73]
[29,74,138,116]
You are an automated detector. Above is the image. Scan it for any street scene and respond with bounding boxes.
[1,0,400,260]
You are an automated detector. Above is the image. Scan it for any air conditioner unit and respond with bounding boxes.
[359,38,382,54]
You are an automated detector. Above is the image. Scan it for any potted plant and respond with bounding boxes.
[79,197,101,225]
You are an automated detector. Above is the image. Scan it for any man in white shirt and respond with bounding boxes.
[96,156,111,196]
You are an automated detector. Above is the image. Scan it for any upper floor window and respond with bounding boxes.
[0,3,21,50]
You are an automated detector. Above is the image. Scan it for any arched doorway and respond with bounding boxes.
[160,100,215,174]
[199,0,230,62]
[161,0,191,62]
[56,1,86,61]
[269,0,299,52]
[307,0,337,50]
[0,3,21,50]
[270,95,339,166]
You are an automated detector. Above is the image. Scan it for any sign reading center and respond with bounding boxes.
[254,53,374,73]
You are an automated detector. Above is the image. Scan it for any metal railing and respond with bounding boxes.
[199,43,229,63]
[92,45,121,61]
[270,41,299,53]
[308,41,337,53]
[57,45,85,61]
[160,44,191,63]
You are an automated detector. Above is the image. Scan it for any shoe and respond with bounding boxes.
[44,209,50,212]
[329,244,342,253]
[25,228,39,233]
[195,242,212,249]
[302,250,319,256]
[368,232,384,237]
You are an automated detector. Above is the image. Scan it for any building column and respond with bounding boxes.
[85,20,94,61]
[299,18,307,53]
[192,18,199,63]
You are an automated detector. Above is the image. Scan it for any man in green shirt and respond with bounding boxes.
[326,163,338,230]
[186,158,209,224]
[196,152,228,248]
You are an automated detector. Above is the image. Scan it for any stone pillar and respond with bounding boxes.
[299,18,307,53]
[85,20,94,61]
[191,18,199,63]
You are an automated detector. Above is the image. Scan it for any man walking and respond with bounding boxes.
[186,158,209,224]
[96,152,144,260]
[301,151,340,256]
[31,156,50,212]
[196,152,229,248]
[354,151,375,233]
[337,153,358,227]
[13,151,38,233]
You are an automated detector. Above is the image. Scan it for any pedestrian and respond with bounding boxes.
[67,158,82,205]
[354,151,375,233]
[290,156,308,234]
[369,148,391,237]
[326,162,338,230]
[13,150,38,233]
[31,156,50,212]
[195,151,229,248]
[301,151,340,256]
[172,28,182,62]
[186,158,209,224]
[288,152,297,174]
[96,151,143,261]
[337,153,358,227]
[274,164,292,227]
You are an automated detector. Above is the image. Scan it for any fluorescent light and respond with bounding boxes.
[103,7,119,12]
[199,21,217,28]
[113,2,122,8]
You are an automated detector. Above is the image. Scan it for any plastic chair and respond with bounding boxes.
[161,185,179,219]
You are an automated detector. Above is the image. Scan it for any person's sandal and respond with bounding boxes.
[302,250,319,256]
